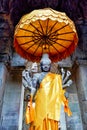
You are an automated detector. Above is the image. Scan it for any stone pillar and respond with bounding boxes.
[62,64,83,130]
[66,92,83,130]
[0,67,22,130]
[0,63,7,114]
[76,65,87,130]
[18,85,24,130]
[0,63,7,119]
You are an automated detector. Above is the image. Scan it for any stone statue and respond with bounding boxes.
[22,54,72,130]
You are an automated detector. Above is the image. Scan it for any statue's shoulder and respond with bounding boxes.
[33,73,40,78]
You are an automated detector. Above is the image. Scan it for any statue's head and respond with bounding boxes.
[25,61,38,73]
[31,62,38,73]
[40,53,51,72]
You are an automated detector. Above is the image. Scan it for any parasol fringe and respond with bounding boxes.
[14,36,77,62]
[14,38,41,62]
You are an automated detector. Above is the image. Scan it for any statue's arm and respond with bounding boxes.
[22,70,33,89]
[22,70,39,100]
[61,68,72,89]
[30,73,40,99]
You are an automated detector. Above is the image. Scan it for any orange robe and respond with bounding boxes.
[26,73,72,130]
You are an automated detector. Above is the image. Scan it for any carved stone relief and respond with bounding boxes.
[0,14,12,63]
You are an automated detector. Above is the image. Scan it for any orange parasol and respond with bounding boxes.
[14,8,78,62]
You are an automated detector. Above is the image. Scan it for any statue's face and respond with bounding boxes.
[41,62,51,72]
[31,63,38,73]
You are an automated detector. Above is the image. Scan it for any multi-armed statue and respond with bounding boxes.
[22,54,72,130]
[22,60,73,99]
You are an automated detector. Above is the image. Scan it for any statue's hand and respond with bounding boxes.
[62,79,73,88]
[61,68,73,89]
[24,94,31,102]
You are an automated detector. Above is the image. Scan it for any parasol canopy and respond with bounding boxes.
[14,8,78,62]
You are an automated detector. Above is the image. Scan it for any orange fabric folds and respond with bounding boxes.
[25,99,35,124]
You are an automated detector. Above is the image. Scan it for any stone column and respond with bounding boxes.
[66,92,83,130]
[0,63,7,127]
[0,66,22,130]
[76,65,87,130]
[64,64,84,130]
[18,85,24,130]
[58,58,82,129]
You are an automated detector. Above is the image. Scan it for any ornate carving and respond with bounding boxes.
[71,20,87,64]
[10,0,87,26]
[0,0,11,14]
[60,0,87,21]
[0,14,12,63]
[76,21,87,54]
[0,1,3,11]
